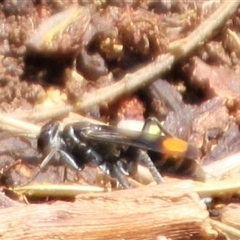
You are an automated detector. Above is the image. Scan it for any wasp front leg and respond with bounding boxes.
[22,147,82,186]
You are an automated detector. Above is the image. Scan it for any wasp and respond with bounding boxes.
[29,118,205,188]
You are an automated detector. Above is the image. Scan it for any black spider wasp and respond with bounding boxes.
[29,118,205,188]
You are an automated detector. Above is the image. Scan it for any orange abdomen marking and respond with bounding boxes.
[162,138,188,155]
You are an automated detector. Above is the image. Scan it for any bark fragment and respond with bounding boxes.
[0,182,217,240]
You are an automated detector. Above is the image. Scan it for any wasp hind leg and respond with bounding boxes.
[111,160,131,188]
[99,160,131,189]
[134,149,164,184]
[142,117,173,137]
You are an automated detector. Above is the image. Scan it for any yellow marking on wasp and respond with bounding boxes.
[162,138,188,155]
[148,124,161,135]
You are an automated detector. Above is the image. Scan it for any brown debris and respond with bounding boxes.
[164,97,230,150]
[205,41,232,66]
[189,98,229,149]
[187,57,240,101]
[144,79,185,121]
[222,203,240,230]
[0,191,20,208]
[0,132,38,170]
[76,48,108,81]
[1,157,99,188]
[111,96,145,124]
[203,122,240,165]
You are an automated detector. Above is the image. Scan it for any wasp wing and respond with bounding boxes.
[83,124,165,152]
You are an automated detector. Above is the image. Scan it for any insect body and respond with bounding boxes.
[32,119,205,187]
[129,130,205,181]
[37,121,82,173]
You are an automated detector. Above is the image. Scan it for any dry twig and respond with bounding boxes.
[0,182,217,240]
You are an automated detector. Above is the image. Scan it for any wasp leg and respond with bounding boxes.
[98,160,130,188]
[58,150,82,172]
[136,149,164,184]
[75,143,104,167]
[21,148,57,186]
[98,161,110,175]
[111,160,131,188]
[57,150,84,183]
[63,166,68,183]
[142,117,173,137]
[23,148,82,186]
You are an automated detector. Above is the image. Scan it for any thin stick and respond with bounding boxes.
[195,179,240,198]
[76,54,174,111]
[0,183,215,240]
[0,114,40,135]
[6,105,72,122]
[169,1,240,54]
[0,113,106,137]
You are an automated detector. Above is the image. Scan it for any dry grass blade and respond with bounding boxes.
[0,114,40,135]
[210,219,240,239]
[12,184,107,198]
[0,112,105,136]
[6,105,72,122]
[195,180,240,198]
